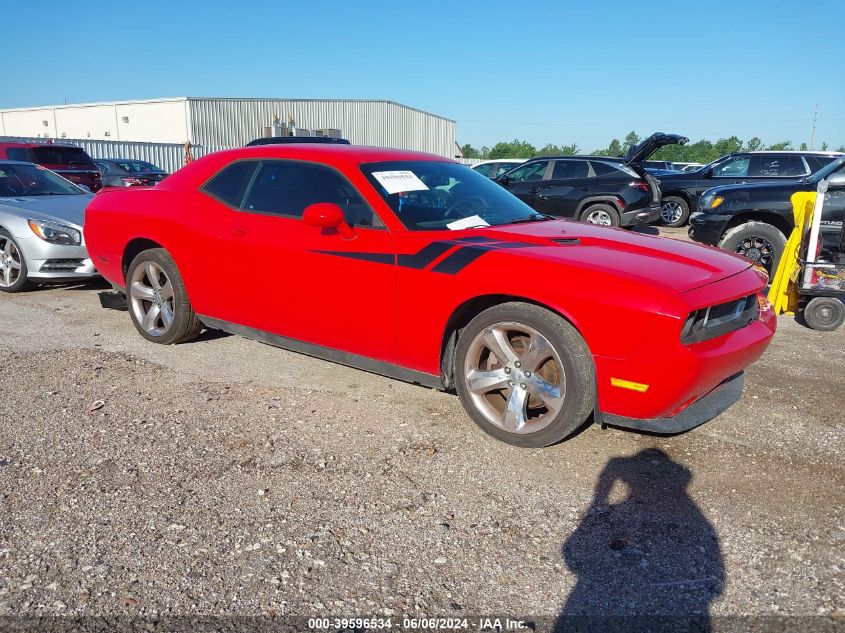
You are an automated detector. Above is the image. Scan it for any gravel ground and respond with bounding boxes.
[0,227,843,631]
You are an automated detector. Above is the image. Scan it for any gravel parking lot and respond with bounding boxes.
[0,228,843,631]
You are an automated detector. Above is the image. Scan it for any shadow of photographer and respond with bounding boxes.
[555,448,724,633]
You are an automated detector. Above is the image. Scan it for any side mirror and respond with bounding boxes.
[303,203,355,239]
[703,168,714,178]
[496,175,510,186]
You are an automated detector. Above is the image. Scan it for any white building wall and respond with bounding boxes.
[0,97,456,157]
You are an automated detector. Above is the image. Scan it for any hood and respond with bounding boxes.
[0,194,93,228]
[626,132,689,164]
[469,220,751,293]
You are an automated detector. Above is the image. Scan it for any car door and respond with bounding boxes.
[199,158,399,363]
[532,159,592,218]
[499,160,551,210]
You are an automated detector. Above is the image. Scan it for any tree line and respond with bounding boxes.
[461,131,845,164]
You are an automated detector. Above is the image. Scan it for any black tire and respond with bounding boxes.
[580,203,620,227]
[126,248,203,344]
[803,297,845,332]
[454,302,596,448]
[0,229,31,293]
[659,195,690,227]
[718,221,787,276]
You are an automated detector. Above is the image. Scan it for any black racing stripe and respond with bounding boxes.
[312,251,395,265]
[396,241,455,269]
[431,246,489,274]
[455,236,497,243]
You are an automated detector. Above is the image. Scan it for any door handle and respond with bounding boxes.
[529,187,540,194]
[231,227,247,236]
[579,186,592,191]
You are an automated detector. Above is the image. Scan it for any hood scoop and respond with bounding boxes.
[550,237,581,245]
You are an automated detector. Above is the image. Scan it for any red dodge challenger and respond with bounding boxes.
[84,145,776,447]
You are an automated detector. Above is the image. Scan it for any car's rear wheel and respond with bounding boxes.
[660,196,690,227]
[126,248,203,344]
[455,302,595,448]
[581,204,619,227]
[718,221,787,276]
[803,297,845,332]
[0,229,31,293]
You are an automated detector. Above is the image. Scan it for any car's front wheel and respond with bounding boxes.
[455,302,595,447]
[0,229,31,293]
[660,196,690,227]
[126,248,203,344]
[718,221,787,275]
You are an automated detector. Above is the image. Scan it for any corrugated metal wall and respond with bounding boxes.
[188,99,456,157]
[0,136,229,174]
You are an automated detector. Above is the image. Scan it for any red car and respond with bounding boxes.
[0,142,102,192]
[84,145,776,447]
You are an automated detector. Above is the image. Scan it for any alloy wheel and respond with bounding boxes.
[129,261,175,337]
[736,236,774,268]
[462,321,566,434]
[585,209,613,226]
[660,200,683,224]
[0,236,23,288]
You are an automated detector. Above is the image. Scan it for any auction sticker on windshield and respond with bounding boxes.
[446,215,489,230]
[371,170,429,195]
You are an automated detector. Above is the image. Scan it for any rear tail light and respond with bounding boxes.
[121,177,144,187]
[630,180,650,193]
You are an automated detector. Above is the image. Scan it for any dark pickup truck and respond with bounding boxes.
[688,156,845,273]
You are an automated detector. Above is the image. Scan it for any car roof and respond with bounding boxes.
[0,142,85,149]
[162,144,455,189]
[741,150,843,156]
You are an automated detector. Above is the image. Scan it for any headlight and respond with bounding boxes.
[699,193,724,211]
[27,219,81,245]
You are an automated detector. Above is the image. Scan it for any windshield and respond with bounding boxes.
[810,155,845,182]
[0,163,86,196]
[361,161,545,231]
[115,160,162,173]
[31,147,95,167]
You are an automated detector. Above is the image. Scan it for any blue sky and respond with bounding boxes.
[3,0,843,151]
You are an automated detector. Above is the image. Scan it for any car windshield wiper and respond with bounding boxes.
[507,214,553,225]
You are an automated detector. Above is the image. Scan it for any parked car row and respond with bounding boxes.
[0,141,170,192]
[469,142,844,275]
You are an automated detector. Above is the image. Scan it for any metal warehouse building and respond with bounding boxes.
[0,97,457,157]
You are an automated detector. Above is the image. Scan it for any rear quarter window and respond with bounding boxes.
[202,161,258,207]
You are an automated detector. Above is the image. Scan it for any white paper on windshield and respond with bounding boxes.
[371,170,429,195]
[446,215,490,230]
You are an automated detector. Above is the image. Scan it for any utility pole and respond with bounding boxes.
[810,103,818,150]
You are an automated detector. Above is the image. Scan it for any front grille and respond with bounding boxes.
[40,259,84,272]
[681,294,759,344]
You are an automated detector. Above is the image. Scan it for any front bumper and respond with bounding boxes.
[17,234,98,281]
[621,204,660,227]
[688,211,733,245]
[600,371,744,434]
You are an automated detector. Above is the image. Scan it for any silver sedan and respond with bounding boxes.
[0,160,97,292]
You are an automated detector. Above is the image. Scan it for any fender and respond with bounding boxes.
[574,195,624,217]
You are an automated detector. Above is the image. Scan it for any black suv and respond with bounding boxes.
[656,151,842,227]
[496,132,687,227]
[689,156,845,273]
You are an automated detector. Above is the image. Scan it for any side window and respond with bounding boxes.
[95,162,110,175]
[506,161,549,182]
[590,161,624,176]
[713,156,750,177]
[242,160,381,227]
[6,148,30,161]
[551,160,588,180]
[750,155,806,177]
[203,161,258,207]
[806,156,837,173]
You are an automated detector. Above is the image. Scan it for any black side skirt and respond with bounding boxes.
[198,316,445,390]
